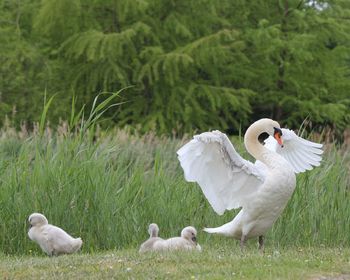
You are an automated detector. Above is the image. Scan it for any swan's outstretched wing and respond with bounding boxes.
[264,128,323,173]
[177,130,265,215]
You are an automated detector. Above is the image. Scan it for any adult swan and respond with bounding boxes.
[177,118,323,250]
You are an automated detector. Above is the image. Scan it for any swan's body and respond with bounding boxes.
[177,119,323,249]
[28,213,83,256]
[140,225,201,252]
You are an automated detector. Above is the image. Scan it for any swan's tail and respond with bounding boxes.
[73,237,83,252]
[203,220,237,237]
[203,227,221,234]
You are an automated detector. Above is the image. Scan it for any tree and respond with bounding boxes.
[239,0,350,130]
[0,0,72,125]
[49,0,254,134]
[1,0,349,134]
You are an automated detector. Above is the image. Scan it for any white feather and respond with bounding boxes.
[263,128,323,173]
[177,119,323,243]
[177,130,265,215]
[28,213,83,256]
[140,226,201,252]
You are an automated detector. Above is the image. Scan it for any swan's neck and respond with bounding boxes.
[244,126,274,166]
[149,227,158,238]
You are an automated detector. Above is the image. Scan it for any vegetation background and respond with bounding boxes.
[0,0,349,263]
[0,125,349,256]
[1,0,349,135]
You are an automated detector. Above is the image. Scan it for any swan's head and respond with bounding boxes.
[148,223,159,238]
[246,118,283,147]
[28,213,48,228]
[181,226,198,244]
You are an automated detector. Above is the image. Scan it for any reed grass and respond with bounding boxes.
[0,122,348,255]
[0,92,348,255]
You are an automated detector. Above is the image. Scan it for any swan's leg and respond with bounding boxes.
[258,235,264,252]
[240,234,247,252]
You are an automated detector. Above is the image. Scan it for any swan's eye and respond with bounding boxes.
[273,127,283,136]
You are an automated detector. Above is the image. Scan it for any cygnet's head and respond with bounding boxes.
[148,223,159,238]
[181,226,197,244]
[28,213,48,228]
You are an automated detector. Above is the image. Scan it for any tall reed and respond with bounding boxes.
[0,92,348,255]
[0,125,348,255]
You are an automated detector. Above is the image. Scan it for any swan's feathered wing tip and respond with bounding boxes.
[177,130,265,215]
[264,128,324,174]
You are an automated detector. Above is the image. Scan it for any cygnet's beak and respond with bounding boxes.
[191,236,197,244]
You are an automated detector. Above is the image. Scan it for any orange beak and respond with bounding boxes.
[274,131,283,147]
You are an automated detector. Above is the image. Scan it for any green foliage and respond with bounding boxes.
[39,92,56,136]
[0,0,71,124]
[0,128,348,255]
[0,0,350,133]
[33,0,81,44]
[241,0,350,129]
[78,90,128,140]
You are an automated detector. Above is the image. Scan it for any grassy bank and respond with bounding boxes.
[0,126,349,255]
[1,246,349,279]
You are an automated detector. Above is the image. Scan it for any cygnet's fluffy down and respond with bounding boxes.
[140,225,201,252]
[139,223,164,253]
[28,213,83,256]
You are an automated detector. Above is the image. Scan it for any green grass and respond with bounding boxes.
[1,246,350,279]
[0,126,349,256]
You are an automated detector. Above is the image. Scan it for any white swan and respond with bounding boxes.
[139,223,164,253]
[28,213,83,256]
[177,118,323,250]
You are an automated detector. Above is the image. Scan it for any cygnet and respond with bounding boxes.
[151,226,201,252]
[139,223,164,253]
[28,213,83,256]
